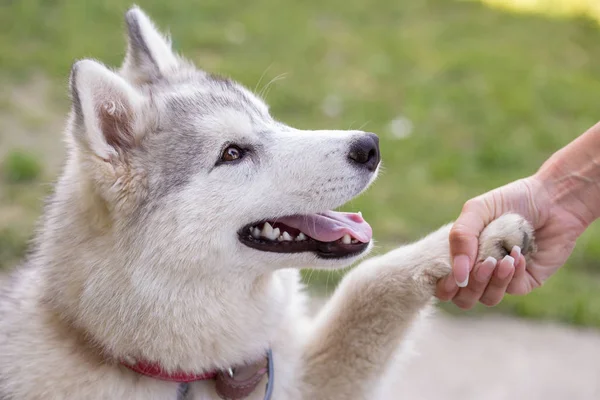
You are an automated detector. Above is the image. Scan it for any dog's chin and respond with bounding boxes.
[237,209,373,261]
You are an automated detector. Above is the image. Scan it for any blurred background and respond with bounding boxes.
[1,0,600,397]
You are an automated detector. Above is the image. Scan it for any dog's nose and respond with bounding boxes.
[348,132,380,172]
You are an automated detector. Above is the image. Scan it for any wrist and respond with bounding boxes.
[534,151,600,228]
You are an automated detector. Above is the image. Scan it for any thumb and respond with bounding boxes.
[449,199,491,287]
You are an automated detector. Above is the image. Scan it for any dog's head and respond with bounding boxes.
[67,7,380,275]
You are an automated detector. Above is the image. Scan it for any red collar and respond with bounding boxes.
[120,352,273,400]
[121,359,218,382]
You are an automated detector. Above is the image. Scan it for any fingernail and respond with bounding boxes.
[511,245,521,259]
[498,255,515,279]
[457,277,468,288]
[453,255,470,287]
[476,256,496,281]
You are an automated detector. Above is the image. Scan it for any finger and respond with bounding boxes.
[509,245,521,264]
[449,199,493,288]
[436,274,460,301]
[452,257,497,310]
[507,246,528,295]
[480,255,516,306]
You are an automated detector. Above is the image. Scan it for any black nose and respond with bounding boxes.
[348,132,380,172]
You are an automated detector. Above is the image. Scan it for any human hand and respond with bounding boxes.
[436,176,587,309]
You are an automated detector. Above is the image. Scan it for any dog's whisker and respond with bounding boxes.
[357,121,371,131]
[259,72,288,99]
[253,63,274,94]
[305,268,315,286]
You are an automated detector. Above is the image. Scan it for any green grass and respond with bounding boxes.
[1,0,600,326]
[440,266,600,328]
[0,227,30,271]
[3,150,42,183]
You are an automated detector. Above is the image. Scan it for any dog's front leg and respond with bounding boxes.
[299,225,452,400]
[299,214,534,400]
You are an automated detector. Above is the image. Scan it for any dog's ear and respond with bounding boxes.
[69,59,144,160]
[121,6,179,84]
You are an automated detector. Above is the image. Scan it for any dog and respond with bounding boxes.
[0,7,536,400]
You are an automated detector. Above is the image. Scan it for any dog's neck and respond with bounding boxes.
[35,166,299,373]
[42,245,293,373]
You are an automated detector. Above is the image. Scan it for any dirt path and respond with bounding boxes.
[393,314,600,399]
[310,298,600,399]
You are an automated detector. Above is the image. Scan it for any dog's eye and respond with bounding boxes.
[221,145,244,162]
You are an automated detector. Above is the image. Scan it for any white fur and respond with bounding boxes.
[72,59,145,159]
[0,7,536,400]
[121,6,180,84]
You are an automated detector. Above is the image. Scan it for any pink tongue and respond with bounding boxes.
[277,211,372,243]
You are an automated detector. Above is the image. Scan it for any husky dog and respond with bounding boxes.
[0,7,535,400]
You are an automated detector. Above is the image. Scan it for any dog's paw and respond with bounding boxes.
[419,262,452,287]
[478,213,536,262]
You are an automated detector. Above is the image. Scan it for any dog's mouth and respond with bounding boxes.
[238,211,372,259]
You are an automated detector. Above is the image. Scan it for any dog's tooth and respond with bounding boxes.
[282,231,293,241]
[296,232,307,241]
[358,211,362,217]
[342,234,351,244]
[351,239,359,244]
[251,227,261,239]
[278,235,285,242]
[261,222,274,239]
[271,227,281,241]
